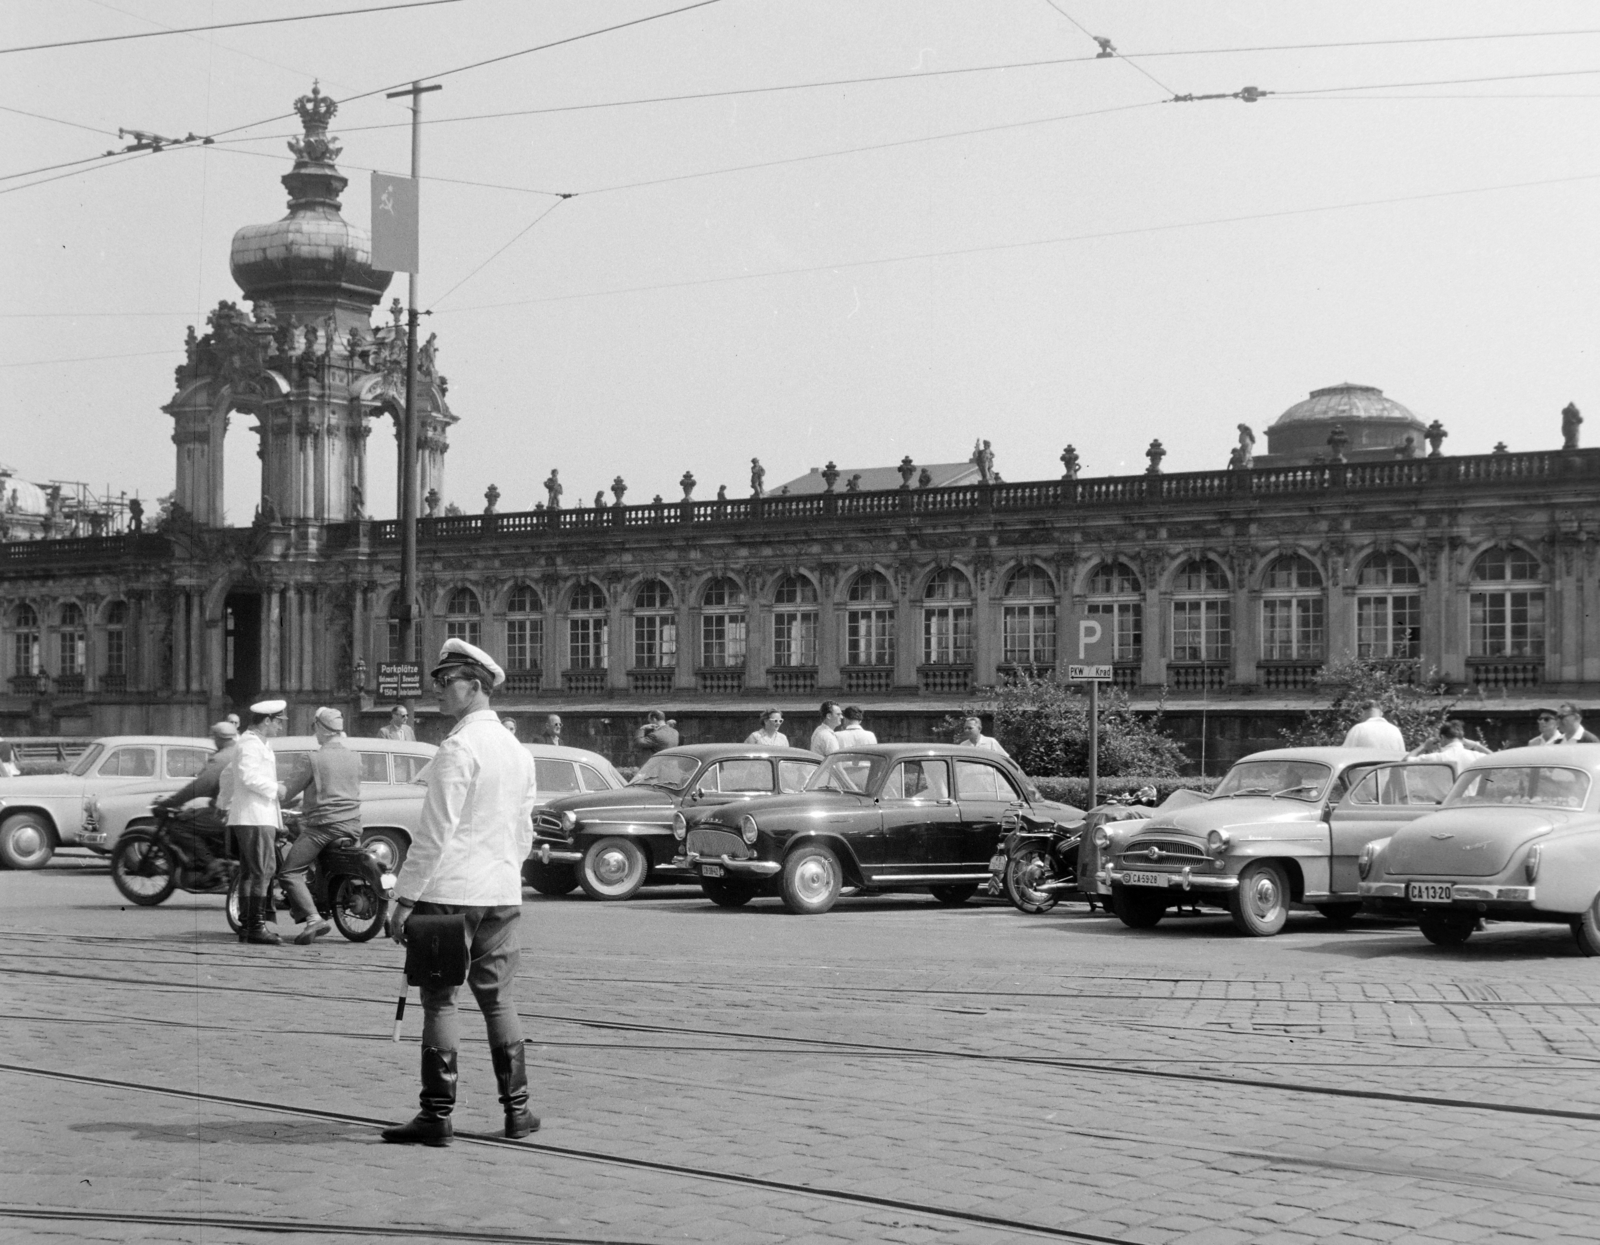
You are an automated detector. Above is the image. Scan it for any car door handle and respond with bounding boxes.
[936,799,955,806]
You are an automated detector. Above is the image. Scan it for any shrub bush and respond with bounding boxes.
[1032,775,1218,808]
[1280,658,1457,750]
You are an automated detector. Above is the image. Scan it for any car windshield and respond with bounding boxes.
[805,753,882,794]
[69,744,105,777]
[628,754,700,791]
[1212,760,1332,802]
[1449,766,1592,810]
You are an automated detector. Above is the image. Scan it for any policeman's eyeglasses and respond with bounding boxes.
[432,673,472,690]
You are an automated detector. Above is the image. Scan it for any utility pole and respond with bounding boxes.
[386,80,440,722]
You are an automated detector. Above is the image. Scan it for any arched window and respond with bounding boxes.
[568,582,608,670]
[1085,562,1140,663]
[1001,566,1057,666]
[505,584,543,673]
[445,587,481,646]
[1470,547,1544,658]
[1170,558,1231,663]
[1260,554,1324,661]
[632,579,676,669]
[1356,552,1420,660]
[846,571,894,667]
[772,575,818,668]
[700,578,746,669]
[57,603,86,677]
[104,600,129,681]
[13,604,40,677]
[922,569,973,665]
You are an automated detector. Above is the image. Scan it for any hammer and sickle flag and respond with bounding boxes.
[370,171,419,273]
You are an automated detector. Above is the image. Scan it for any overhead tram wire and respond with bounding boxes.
[0,0,464,55]
[0,103,117,136]
[435,167,1600,316]
[1040,0,1178,97]
[429,198,571,310]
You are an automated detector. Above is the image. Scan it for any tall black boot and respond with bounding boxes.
[491,1042,539,1138]
[245,892,280,945]
[382,1047,456,1146]
[236,894,251,943]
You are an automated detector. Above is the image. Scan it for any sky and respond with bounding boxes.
[4,0,1600,522]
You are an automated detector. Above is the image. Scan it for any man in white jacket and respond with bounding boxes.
[383,638,540,1148]
[221,699,288,945]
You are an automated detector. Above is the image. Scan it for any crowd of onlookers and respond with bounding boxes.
[1342,699,1598,761]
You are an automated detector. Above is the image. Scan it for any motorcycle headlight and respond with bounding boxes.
[1358,842,1376,880]
[560,809,578,832]
[1207,829,1231,855]
[672,812,687,841]
[1525,843,1542,884]
[740,814,759,845]
[1091,826,1110,850]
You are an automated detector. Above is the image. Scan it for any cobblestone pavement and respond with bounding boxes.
[7,854,1600,1244]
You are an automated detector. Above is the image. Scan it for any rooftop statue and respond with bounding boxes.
[544,469,562,510]
[1236,424,1255,469]
[1394,435,1417,459]
[970,438,995,484]
[1425,420,1448,458]
[1059,445,1080,480]
[1145,439,1166,475]
[1563,402,1583,450]
[612,476,627,505]
[750,458,765,498]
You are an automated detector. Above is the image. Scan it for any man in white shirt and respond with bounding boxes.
[221,699,288,945]
[384,639,540,1148]
[810,701,843,756]
[956,715,1008,756]
[1528,708,1562,747]
[1341,700,1405,751]
[834,705,877,747]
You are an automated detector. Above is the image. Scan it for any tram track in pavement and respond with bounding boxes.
[0,1061,1133,1245]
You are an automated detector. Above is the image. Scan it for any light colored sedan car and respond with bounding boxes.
[1359,744,1600,952]
[1101,747,1457,936]
[0,735,214,868]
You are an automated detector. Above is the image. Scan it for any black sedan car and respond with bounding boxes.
[674,744,1084,914]
[526,744,821,900]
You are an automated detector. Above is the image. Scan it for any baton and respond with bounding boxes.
[392,968,408,1042]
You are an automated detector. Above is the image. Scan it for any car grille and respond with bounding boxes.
[534,812,569,841]
[1119,838,1207,868]
[687,828,750,860]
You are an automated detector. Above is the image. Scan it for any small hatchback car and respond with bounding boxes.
[1360,744,1600,952]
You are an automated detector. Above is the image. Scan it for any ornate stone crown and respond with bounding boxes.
[288,83,342,165]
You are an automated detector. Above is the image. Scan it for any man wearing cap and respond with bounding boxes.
[383,638,540,1147]
[221,699,289,945]
[152,719,239,883]
[278,707,363,945]
[381,705,415,742]
[1528,708,1563,748]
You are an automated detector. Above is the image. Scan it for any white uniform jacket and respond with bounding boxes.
[220,730,282,828]
[396,709,539,907]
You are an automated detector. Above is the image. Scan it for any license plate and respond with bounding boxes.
[1122,871,1168,888]
[700,863,725,878]
[1408,881,1453,904]
[988,854,1007,873]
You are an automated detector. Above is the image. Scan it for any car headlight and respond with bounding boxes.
[1525,843,1542,884]
[560,809,578,832]
[672,812,687,841]
[1092,826,1110,850]
[1207,829,1230,855]
[1358,842,1376,880]
[740,814,758,845]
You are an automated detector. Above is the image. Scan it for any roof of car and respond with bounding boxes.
[656,743,822,761]
[522,742,623,771]
[831,743,1021,763]
[1237,746,1402,765]
[1464,742,1600,768]
[85,736,215,747]
[273,736,437,752]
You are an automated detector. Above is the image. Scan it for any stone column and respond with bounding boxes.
[676,590,695,691]
[973,572,999,689]
[817,571,841,691]
[894,579,919,691]
[283,587,301,691]
[608,588,626,692]
[173,592,190,693]
[265,589,282,691]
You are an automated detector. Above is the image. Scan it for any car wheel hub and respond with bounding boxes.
[794,857,834,902]
[1248,873,1281,916]
[594,849,632,884]
[10,825,43,857]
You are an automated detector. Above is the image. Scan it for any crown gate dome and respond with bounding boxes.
[1265,382,1428,462]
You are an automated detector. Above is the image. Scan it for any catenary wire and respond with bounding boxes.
[435,167,1600,313]
[1279,65,1600,95]
[0,149,152,197]
[1040,0,1178,96]
[0,0,464,55]
[430,198,571,308]
[0,102,117,135]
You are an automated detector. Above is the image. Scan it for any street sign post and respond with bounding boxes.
[1063,615,1117,810]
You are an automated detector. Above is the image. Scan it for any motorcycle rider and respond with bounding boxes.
[278,706,363,945]
[151,720,238,883]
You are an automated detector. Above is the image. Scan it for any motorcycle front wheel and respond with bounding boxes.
[225,877,243,935]
[331,875,385,942]
[110,833,178,906]
[1003,846,1060,914]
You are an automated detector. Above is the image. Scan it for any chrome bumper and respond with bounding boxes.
[79,831,107,847]
[532,842,583,865]
[676,851,781,877]
[1106,866,1238,894]
[1360,881,1537,903]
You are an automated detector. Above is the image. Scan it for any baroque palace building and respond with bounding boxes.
[2,89,1596,768]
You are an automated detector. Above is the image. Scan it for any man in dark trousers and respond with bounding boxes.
[152,720,238,882]
[383,638,540,1147]
[221,699,289,945]
[278,706,363,945]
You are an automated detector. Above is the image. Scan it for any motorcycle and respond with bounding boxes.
[110,806,236,905]
[988,788,1159,915]
[225,814,395,942]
